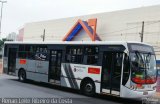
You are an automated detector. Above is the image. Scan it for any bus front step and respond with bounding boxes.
[49,79,60,85]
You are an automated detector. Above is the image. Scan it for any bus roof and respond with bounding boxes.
[4,41,151,46]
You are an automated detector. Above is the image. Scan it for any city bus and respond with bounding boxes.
[3,41,157,99]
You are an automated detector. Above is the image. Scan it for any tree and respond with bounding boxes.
[0,38,8,51]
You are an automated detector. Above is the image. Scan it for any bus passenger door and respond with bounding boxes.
[101,52,123,96]
[49,50,62,83]
[8,48,17,75]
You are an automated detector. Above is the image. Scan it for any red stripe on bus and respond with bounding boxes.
[19,59,26,64]
[88,67,100,74]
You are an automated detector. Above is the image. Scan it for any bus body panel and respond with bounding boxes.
[120,85,156,98]
[61,63,102,93]
[15,69,48,82]
[27,60,36,72]
[26,71,48,82]
[16,59,49,82]
[3,57,8,73]
[35,60,49,74]
[16,59,27,71]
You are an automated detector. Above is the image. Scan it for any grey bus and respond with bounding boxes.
[3,41,157,98]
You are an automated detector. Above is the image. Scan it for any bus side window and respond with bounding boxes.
[27,45,36,60]
[35,46,48,61]
[65,46,83,63]
[4,44,8,57]
[122,54,130,86]
[19,45,25,51]
[18,52,27,59]
[85,46,99,65]
[18,45,27,59]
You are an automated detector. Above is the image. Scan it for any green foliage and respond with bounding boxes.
[0,38,8,51]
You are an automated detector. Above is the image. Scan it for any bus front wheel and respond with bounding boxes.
[81,80,95,96]
[18,69,26,82]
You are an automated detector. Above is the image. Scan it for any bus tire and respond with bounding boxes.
[81,79,95,96]
[18,69,26,82]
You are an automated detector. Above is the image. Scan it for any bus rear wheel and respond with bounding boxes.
[81,80,95,96]
[18,69,26,82]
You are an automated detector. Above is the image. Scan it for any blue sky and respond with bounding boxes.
[2,0,160,36]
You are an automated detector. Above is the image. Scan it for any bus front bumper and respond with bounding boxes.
[121,86,156,99]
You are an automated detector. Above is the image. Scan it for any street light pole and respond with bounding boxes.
[140,21,144,42]
[0,1,7,36]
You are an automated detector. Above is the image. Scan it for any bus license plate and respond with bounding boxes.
[143,91,148,95]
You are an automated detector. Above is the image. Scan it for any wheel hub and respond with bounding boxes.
[85,83,92,92]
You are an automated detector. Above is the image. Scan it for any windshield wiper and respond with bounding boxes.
[146,52,151,62]
[135,51,145,64]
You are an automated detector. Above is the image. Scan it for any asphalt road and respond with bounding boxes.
[0,74,141,104]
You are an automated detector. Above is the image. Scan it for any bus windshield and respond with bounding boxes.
[130,52,157,84]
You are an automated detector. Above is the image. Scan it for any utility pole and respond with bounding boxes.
[42,29,45,41]
[0,1,7,36]
[140,21,144,42]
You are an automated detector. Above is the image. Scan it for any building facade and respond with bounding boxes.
[21,5,160,59]
[17,28,24,41]
[6,32,17,41]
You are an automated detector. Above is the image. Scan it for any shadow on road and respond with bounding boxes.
[9,79,141,104]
